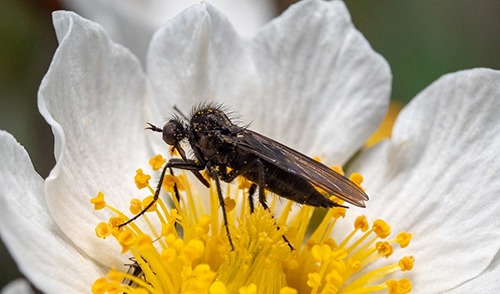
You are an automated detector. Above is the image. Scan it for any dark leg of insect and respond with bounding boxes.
[168,167,181,202]
[168,166,183,236]
[123,257,146,287]
[248,184,256,213]
[118,159,205,229]
[223,159,294,250]
[207,161,235,250]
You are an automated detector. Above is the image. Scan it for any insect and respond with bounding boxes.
[122,257,145,287]
[119,103,368,249]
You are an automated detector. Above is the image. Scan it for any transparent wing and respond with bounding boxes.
[235,129,368,207]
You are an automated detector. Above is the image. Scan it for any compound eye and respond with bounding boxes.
[162,121,181,145]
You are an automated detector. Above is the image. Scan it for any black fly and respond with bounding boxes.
[119,103,368,250]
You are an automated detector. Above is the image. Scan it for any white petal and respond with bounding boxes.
[38,11,150,266]
[1,279,33,294]
[348,68,500,293]
[146,2,261,144]
[0,131,103,294]
[61,0,278,62]
[251,0,391,164]
[443,251,500,293]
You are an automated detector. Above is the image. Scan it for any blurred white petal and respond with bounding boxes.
[1,279,33,294]
[61,0,279,62]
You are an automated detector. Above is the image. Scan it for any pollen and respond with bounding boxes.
[129,198,142,214]
[149,154,166,170]
[349,172,364,187]
[396,232,412,248]
[354,215,369,232]
[399,256,415,271]
[279,286,297,294]
[134,169,151,189]
[95,222,112,239]
[90,192,106,210]
[91,158,414,294]
[373,219,391,238]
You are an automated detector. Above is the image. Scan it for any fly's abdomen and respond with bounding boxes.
[243,162,335,209]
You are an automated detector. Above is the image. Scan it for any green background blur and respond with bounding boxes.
[1,0,499,290]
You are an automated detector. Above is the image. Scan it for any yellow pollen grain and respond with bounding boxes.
[134,169,151,189]
[237,176,252,190]
[136,234,153,250]
[162,174,177,191]
[397,278,412,293]
[117,227,135,253]
[354,215,369,232]
[399,256,415,271]
[373,219,391,238]
[349,173,364,187]
[184,239,205,262]
[149,154,166,171]
[325,271,343,285]
[224,197,236,212]
[161,247,176,262]
[283,257,299,271]
[396,232,412,248]
[129,198,142,214]
[141,196,158,212]
[307,273,321,288]
[311,244,333,262]
[239,283,257,294]
[376,241,394,257]
[348,257,362,273]
[280,286,297,294]
[209,280,227,294]
[95,222,112,239]
[90,192,106,210]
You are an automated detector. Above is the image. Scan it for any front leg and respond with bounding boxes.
[119,158,205,228]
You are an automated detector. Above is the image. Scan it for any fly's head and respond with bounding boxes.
[146,119,188,157]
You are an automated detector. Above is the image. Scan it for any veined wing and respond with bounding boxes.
[235,129,368,207]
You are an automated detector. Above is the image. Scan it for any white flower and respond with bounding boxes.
[0,0,498,293]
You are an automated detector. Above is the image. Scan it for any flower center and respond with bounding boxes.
[90,155,414,294]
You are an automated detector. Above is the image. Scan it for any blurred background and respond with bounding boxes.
[1,0,499,290]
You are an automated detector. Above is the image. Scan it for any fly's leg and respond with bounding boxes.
[168,167,181,203]
[118,159,205,228]
[207,161,235,250]
[221,158,268,211]
[223,159,293,250]
[248,184,257,213]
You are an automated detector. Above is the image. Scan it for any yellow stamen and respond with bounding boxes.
[129,198,142,215]
[95,222,112,239]
[280,286,298,294]
[396,232,412,248]
[134,169,151,189]
[90,192,106,210]
[149,154,166,171]
[398,256,415,271]
[91,158,414,294]
[349,173,364,187]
